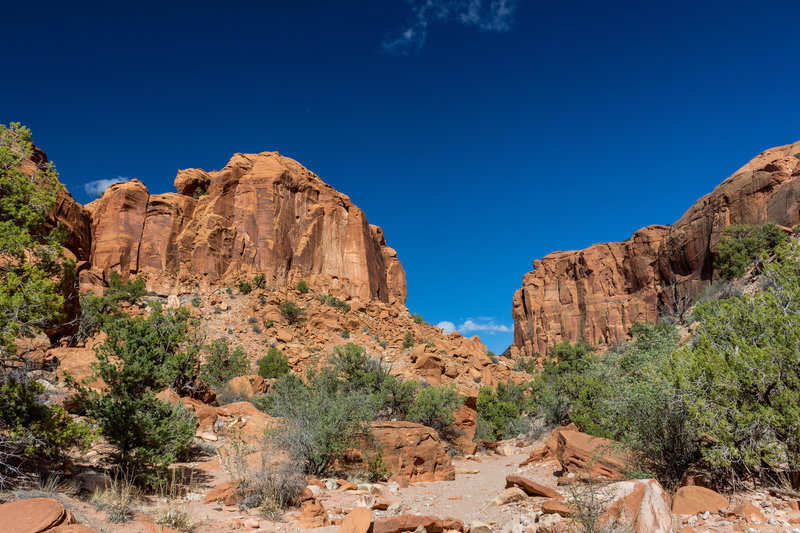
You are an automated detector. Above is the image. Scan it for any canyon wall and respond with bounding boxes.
[510,140,800,357]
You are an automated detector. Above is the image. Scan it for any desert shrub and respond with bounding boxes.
[714,222,788,280]
[407,384,463,437]
[317,293,350,313]
[238,281,252,294]
[341,329,350,339]
[261,368,378,476]
[91,474,136,523]
[296,280,308,294]
[71,304,199,486]
[570,322,699,487]
[412,313,424,324]
[0,374,93,463]
[694,280,742,305]
[529,340,596,426]
[380,374,419,420]
[513,356,538,374]
[77,272,146,343]
[402,331,414,349]
[201,338,249,388]
[278,300,305,324]
[476,381,530,441]
[190,296,201,308]
[257,347,289,379]
[191,187,207,199]
[329,343,389,396]
[670,241,800,483]
[253,273,266,289]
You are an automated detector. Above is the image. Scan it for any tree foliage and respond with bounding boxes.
[257,347,289,379]
[201,338,249,388]
[714,222,788,280]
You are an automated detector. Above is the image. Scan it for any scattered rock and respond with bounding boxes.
[0,497,73,533]
[541,499,573,517]
[296,498,331,528]
[505,475,561,499]
[489,487,527,507]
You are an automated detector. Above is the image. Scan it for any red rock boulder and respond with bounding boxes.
[371,421,455,482]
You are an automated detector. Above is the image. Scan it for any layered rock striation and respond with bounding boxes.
[510,140,800,357]
[55,151,406,304]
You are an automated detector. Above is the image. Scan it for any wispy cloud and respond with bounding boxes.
[437,317,512,335]
[383,0,518,54]
[84,176,128,196]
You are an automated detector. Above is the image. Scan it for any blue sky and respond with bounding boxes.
[4,0,800,353]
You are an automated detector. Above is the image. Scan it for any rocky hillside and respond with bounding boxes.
[39,147,521,393]
[509,140,800,357]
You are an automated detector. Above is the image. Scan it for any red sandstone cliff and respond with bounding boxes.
[55,151,406,304]
[510,140,800,357]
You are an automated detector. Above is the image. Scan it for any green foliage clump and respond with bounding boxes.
[476,382,530,441]
[529,340,596,426]
[0,376,93,460]
[402,331,414,349]
[238,281,253,294]
[257,347,289,379]
[77,271,146,343]
[407,384,463,437]
[296,280,308,294]
[317,293,351,313]
[714,223,788,280]
[412,313,424,324]
[0,122,72,363]
[253,273,266,289]
[674,241,800,481]
[278,300,306,324]
[191,186,208,199]
[72,303,199,486]
[260,366,378,476]
[201,338,250,388]
[513,356,538,374]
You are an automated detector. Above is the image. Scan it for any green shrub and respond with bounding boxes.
[672,241,800,481]
[0,375,93,461]
[513,356,538,374]
[257,347,289,379]
[278,300,306,324]
[341,329,350,339]
[529,340,595,426]
[77,272,146,343]
[296,280,309,294]
[238,281,253,294]
[261,368,378,476]
[201,338,250,388]
[191,187,208,199]
[412,313,424,324]
[476,382,530,441]
[71,304,199,486]
[714,223,788,280]
[402,332,414,349]
[191,296,201,308]
[407,384,463,437]
[253,273,266,289]
[317,293,350,313]
[794,153,800,160]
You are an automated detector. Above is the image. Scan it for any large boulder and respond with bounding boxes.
[505,475,561,499]
[555,429,632,481]
[338,507,372,533]
[671,486,728,516]
[0,497,74,533]
[296,498,330,528]
[370,514,460,533]
[371,421,455,482]
[600,479,672,533]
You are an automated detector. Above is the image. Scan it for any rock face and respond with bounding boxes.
[76,152,406,304]
[511,140,800,356]
[371,421,455,482]
[0,497,75,533]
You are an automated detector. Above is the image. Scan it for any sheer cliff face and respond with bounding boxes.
[510,141,800,357]
[60,151,406,304]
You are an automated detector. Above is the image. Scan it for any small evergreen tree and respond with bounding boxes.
[201,338,250,387]
[257,347,289,379]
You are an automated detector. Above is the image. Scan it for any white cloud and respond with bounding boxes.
[437,321,456,334]
[84,176,129,196]
[383,0,518,54]
[437,317,512,335]
[458,318,512,334]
